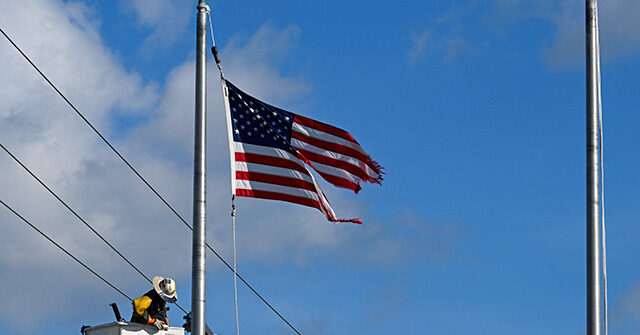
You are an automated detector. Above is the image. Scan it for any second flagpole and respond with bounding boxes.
[586,0,602,334]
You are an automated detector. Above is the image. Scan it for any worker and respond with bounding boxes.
[130,276,178,329]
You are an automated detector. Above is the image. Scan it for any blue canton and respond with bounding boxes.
[227,81,296,155]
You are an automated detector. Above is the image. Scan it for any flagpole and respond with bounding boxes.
[192,1,209,335]
[586,0,601,334]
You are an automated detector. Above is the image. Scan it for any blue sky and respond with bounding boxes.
[1,0,640,334]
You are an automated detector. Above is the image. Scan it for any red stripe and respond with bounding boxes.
[235,152,308,174]
[292,131,378,174]
[296,148,367,180]
[315,171,362,193]
[236,188,321,209]
[236,171,316,191]
[293,115,358,144]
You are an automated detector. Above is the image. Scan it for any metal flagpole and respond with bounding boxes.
[192,1,209,335]
[586,0,601,334]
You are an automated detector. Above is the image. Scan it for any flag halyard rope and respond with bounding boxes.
[595,7,608,333]
[232,195,240,335]
[207,10,224,78]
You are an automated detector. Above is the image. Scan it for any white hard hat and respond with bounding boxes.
[153,276,177,303]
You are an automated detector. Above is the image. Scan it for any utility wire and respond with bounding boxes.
[0,27,192,236]
[0,27,302,335]
[205,237,302,335]
[0,142,190,314]
[0,198,133,301]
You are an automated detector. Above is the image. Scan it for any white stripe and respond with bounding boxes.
[292,122,368,156]
[291,138,380,179]
[234,142,303,163]
[234,162,313,183]
[235,179,319,201]
[309,160,362,184]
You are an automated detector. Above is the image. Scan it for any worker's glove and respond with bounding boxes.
[153,319,165,330]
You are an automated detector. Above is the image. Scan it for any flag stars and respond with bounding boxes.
[234,129,239,134]
[285,116,290,121]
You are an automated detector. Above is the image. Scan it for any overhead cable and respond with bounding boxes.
[0,27,302,335]
[0,142,190,314]
[0,198,133,301]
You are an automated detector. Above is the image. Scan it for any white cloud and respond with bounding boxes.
[0,2,367,333]
[123,0,192,50]
[545,0,640,65]
[408,3,481,62]
[409,29,429,61]
[412,0,640,66]
[611,279,640,332]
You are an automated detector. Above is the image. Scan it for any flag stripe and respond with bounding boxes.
[307,160,362,184]
[235,161,314,184]
[235,179,319,201]
[235,152,307,174]
[291,138,380,179]
[293,115,358,144]
[291,130,375,171]
[235,188,320,209]
[234,142,299,161]
[314,171,361,192]
[292,122,368,156]
[236,171,316,192]
[296,148,369,181]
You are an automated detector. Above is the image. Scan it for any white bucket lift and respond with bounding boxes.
[82,322,184,335]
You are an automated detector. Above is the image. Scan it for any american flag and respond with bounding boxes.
[223,80,383,224]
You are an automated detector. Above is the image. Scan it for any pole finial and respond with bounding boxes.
[197,0,209,11]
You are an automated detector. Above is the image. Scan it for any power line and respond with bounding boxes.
[206,242,302,335]
[0,142,190,314]
[1,27,302,335]
[0,198,133,301]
